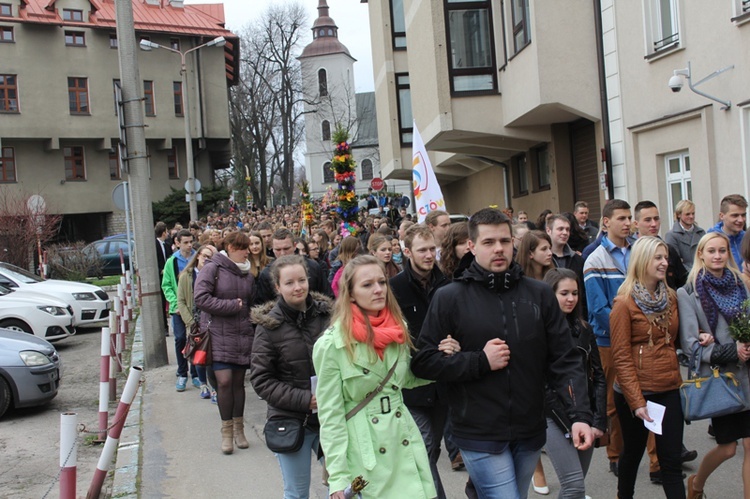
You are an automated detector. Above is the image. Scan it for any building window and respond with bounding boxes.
[170,38,180,51]
[321,120,331,141]
[173,81,183,116]
[511,0,531,53]
[64,146,86,180]
[395,73,413,145]
[0,26,12,42]
[0,147,16,182]
[318,69,328,97]
[109,148,121,180]
[645,0,680,55]
[0,74,18,112]
[445,0,497,94]
[513,153,529,196]
[390,0,407,49]
[323,161,334,184]
[168,147,179,179]
[361,159,374,181]
[143,80,155,116]
[535,146,550,189]
[65,31,85,46]
[0,4,12,16]
[734,0,750,18]
[665,151,691,217]
[109,34,118,48]
[68,77,89,114]
[62,9,84,22]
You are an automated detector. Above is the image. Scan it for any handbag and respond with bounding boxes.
[679,345,748,422]
[264,415,307,453]
[182,320,212,366]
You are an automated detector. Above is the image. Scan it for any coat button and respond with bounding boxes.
[372,417,379,424]
[402,439,409,446]
[363,368,369,374]
[395,411,401,418]
[379,447,386,454]
[391,384,398,390]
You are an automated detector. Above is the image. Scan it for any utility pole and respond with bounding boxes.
[115,0,168,368]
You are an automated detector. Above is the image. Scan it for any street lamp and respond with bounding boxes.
[139,35,227,222]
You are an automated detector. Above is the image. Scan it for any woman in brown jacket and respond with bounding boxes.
[610,236,684,499]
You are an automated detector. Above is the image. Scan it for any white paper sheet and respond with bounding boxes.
[643,401,665,435]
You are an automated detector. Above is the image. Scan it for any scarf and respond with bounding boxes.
[233,258,252,274]
[631,281,671,346]
[350,304,405,359]
[695,268,748,333]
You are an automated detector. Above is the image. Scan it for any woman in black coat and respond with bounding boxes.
[542,268,607,498]
[250,255,333,499]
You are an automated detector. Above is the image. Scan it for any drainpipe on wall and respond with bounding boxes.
[472,156,511,210]
[593,0,615,200]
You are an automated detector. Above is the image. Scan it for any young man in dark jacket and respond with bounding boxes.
[390,225,450,499]
[411,208,593,499]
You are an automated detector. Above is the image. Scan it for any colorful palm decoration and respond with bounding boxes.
[331,127,360,236]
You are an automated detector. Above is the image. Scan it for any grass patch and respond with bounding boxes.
[87,275,122,287]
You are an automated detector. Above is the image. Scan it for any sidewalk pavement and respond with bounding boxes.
[117,316,745,498]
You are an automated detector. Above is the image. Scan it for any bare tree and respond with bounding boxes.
[228,3,308,208]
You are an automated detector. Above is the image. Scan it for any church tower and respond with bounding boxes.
[299,0,359,198]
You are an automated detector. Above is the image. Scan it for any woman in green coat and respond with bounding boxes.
[313,255,437,499]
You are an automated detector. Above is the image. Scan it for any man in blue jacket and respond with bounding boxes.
[412,208,593,499]
[583,199,632,476]
[707,194,747,268]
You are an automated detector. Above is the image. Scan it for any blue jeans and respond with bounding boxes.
[172,314,198,379]
[409,405,448,499]
[276,428,321,499]
[460,438,543,499]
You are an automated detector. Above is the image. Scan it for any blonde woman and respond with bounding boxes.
[176,244,217,400]
[678,232,750,499]
[610,236,683,499]
[313,255,436,498]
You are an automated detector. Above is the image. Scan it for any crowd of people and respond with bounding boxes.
[151,192,750,499]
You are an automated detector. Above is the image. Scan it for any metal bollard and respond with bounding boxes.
[60,412,77,499]
[98,327,110,442]
[87,366,142,499]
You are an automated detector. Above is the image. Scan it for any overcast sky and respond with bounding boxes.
[185,0,375,92]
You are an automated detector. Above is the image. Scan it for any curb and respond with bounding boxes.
[111,316,144,498]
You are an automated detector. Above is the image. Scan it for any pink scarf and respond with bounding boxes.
[350,304,405,359]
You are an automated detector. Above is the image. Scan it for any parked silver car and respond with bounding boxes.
[0,328,62,419]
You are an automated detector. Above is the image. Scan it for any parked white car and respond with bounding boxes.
[0,263,110,328]
[0,285,75,342]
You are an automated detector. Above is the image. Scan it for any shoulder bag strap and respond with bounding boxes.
[345,360,398,421]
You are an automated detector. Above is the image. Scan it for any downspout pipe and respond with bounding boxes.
[593,0,615,200]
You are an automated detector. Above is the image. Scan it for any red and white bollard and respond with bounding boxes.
[98,327,110,441]
[125,270,134,320]
[60,412,77,499]
[87,366,142,499]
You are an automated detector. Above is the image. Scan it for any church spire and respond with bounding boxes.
[299,0,354,60]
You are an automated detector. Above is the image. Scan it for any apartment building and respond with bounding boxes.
[603,0,750,230]
[363,0,609,219]
[0,0,239,240]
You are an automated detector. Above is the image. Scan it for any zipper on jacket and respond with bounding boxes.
[639,345,643,370]
[550,408,571,437]
[511,301,521,438]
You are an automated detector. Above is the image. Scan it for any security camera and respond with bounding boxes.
[668,74,683,93]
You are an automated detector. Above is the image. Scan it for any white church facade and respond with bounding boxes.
[299,0,410,200]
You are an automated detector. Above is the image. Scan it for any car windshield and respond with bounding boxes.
[0,284,11,296]
[0,263,42,284]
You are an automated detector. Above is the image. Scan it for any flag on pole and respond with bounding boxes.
[412,121,446,223]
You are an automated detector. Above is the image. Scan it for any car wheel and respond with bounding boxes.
[0,377,11,419]
[0,319,32,334]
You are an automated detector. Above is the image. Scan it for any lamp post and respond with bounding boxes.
[139,36,226,222]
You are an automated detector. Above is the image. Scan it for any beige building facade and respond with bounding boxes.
[364,0,610,220]
[364,0,750,230]
[0,0,238,240]
[603,0,750,232]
